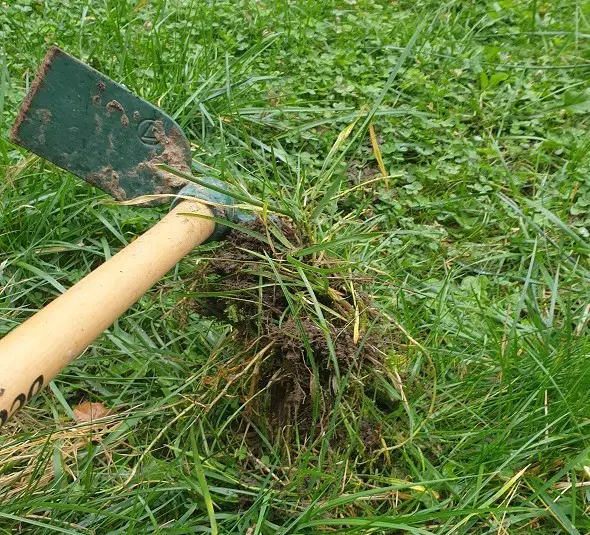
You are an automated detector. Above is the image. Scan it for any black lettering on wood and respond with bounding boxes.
[10,393,26,413]
[0,375,47,427]
[28,375,44,400]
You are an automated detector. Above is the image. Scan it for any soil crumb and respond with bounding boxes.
[106,99,124,114]
[105,99,129,126]
[187,219,383,439]
[87,166,127,200]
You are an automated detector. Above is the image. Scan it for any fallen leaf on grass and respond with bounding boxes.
[73,401,110,423]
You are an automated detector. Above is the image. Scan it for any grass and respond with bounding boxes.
[1,0,590,532]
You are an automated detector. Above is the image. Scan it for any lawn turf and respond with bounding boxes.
[1,0,590,533]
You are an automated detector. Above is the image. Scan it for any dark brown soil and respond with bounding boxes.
[188,218,381,438]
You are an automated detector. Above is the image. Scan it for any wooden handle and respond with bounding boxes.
[0,200,215,424]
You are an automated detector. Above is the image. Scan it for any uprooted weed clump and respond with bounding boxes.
[185,217,387,440]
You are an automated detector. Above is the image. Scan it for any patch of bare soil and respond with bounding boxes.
[187,218,383,439]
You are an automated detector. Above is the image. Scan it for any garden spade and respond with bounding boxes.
[0,47,237,425]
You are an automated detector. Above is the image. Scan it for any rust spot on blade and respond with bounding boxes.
[9,47,62,144]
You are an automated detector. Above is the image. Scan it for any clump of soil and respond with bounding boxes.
[187,218,381,437]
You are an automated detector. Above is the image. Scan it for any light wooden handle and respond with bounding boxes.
[0,200,215,424]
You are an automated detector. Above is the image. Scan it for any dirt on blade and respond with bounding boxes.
[106,100,129,126]
[9,47,61,144]
[126,120,191,198]
[87,166,127,200]
[185,218,383,439]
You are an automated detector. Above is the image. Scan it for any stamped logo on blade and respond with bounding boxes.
[138,119,160,146]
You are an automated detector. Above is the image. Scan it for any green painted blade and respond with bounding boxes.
[9,47,191,204]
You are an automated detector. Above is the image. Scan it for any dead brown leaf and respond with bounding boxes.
[73,401,110,423]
